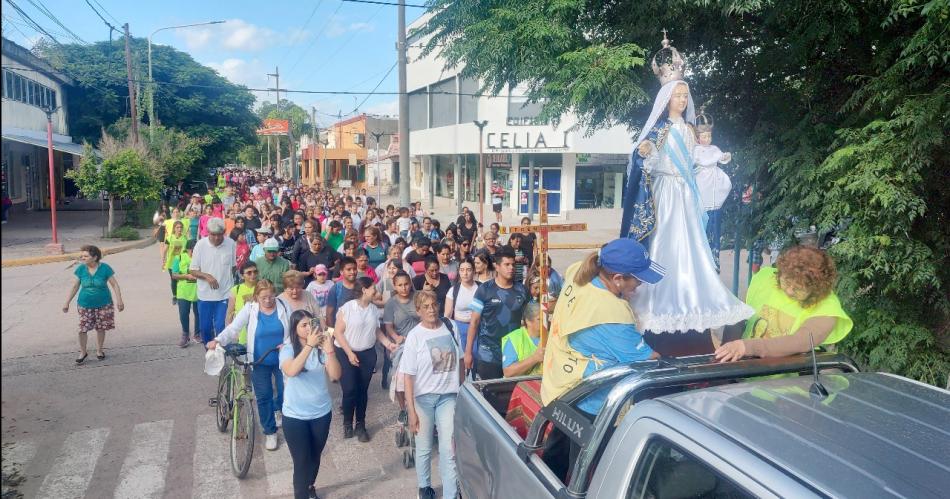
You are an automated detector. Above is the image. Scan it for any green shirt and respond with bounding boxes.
[164,233,188,271]
[322,230,344,252]
[231,282,256,345]
[74,263,114,309]
[254,256,291,294]
[173,254,198,302]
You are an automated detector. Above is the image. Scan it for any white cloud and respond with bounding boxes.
[325,16,376,39]
[178,19,309,53]
[206,58,269,90]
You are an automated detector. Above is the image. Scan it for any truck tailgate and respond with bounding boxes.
[455,382,558,498]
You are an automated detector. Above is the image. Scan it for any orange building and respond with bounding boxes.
[300,114,397,188]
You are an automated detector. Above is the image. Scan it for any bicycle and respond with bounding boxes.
[209,343,281,478]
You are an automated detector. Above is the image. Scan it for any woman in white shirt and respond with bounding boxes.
[333,276,397,442]
[401,290,464,499]
[444,257,479,357]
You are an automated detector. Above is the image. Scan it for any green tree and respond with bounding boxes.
[35,37,260,175]
[105,118,206,184]
[67,137,162,234]
[419,0,950,384]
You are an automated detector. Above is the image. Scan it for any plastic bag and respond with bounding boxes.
[204,346,225,376]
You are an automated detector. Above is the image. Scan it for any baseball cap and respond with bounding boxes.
[599,239,666,284]
[255,226,273,235]
[262,238,280,251]
[313,264,329,275]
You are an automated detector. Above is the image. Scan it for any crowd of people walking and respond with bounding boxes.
[116,167,854,499]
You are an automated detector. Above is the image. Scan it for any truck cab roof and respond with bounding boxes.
[659,371,950,499]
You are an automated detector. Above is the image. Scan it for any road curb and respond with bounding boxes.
[1,237,155,268]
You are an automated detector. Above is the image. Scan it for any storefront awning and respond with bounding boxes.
[2,133,87,156]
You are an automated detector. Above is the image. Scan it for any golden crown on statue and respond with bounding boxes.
[651,29,686,85]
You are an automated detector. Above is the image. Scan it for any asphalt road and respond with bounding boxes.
[1,244,433,499]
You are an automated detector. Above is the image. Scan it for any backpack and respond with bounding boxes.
[440,317,458,346]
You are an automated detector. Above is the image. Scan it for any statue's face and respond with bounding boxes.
[668,83,690,116]
[699,131,713,145]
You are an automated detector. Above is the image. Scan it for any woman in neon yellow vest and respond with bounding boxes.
[226,261,259,345]
[501,301,544,377]
[715,246,853,362]
[540,239,663,415]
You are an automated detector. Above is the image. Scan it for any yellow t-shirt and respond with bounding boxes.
[232,283,256,345]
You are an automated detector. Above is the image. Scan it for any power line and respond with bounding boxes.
[91,0,120,26]
[24,0,87,44]
[286,0,345,74]
[349,61,396,114]
[278,0,324,67]
[341,0,426,7]
[304,3,384,80]
[5,0,62,45]
[83,0,119,34]
[1,13,33,41]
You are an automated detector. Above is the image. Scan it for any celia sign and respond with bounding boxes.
[486,130,568,152]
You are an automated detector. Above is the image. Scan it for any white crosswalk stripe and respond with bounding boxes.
[36,427,110,499]
[192,414,243,499]
[114,419,174,499]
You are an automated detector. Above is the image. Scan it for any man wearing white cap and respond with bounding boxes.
[189,217,236,344]
[254,238,292,294]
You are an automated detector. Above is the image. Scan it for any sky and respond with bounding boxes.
[1,0,425,126]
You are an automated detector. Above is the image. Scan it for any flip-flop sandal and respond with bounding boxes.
[96,352,105,360]
[75,353,88,364]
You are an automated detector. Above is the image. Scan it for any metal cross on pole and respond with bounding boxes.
[508,189,587,346]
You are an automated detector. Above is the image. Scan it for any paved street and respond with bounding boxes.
[1,245,436,499]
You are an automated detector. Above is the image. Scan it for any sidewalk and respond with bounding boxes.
[0,209,153,265]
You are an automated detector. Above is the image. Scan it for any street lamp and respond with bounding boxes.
[148,20,225,140]
[474,120,488,227]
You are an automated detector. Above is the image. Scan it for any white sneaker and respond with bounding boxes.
[265,433,279,451]
[275,410,282,428]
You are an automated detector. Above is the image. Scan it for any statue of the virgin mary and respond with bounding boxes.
[620,32,753,355]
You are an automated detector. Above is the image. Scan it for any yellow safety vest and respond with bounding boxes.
[743,267,852,346]
[540,262,636,405]
[501,327,542,376]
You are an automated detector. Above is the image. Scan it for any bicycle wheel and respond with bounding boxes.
[215,368,232,432]
[230,395,256,478]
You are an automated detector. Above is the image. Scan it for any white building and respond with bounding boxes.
[406,14,633,218]
[1,37,86,212]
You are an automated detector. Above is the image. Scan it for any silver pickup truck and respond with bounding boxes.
[454,353,950,498]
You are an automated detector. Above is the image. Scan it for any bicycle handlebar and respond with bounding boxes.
[227,345,283,368]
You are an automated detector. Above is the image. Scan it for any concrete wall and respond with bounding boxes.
[1,54,69,135]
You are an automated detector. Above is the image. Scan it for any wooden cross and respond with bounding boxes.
[508,189,587,347]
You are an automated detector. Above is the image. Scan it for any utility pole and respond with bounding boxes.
[371,131,384,202]
[311,107,317,185]
[397,2,410,207]
[474,120,488,226]
[124,24,138,142]
[268,67,282,178]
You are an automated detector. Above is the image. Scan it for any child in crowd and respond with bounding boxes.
[305,265,334,320]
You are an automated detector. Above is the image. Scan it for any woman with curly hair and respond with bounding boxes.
[715,245,853,362]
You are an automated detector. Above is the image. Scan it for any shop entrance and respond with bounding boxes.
[518,167,561,216]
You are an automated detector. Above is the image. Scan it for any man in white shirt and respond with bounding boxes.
[189,218,236,344]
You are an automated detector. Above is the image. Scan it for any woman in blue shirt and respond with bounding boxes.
[207,279,291,452]
[280,310,341,499]
[63,245,125,364]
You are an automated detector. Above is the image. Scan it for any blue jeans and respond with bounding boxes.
[177,299,199,336]
[250,363,284,435]
[414,392,457,498]
[197,299,228,343]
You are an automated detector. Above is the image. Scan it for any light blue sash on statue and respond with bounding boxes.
[666,126,708,230]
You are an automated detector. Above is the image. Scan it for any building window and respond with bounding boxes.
[459,76,478,123]
[1,69,56,111]
[429,77,457,128]
[408,88,428,131]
